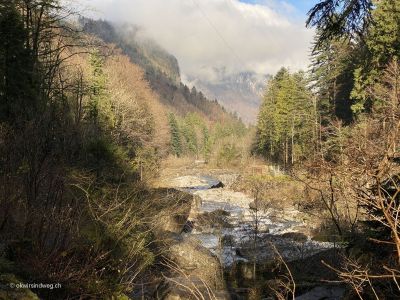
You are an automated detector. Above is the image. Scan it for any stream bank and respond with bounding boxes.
[155,171,346,299]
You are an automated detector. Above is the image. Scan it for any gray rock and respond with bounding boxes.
[166,237,224,289]
[211,181,224,189]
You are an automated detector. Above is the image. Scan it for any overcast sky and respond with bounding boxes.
[77,0,317,81]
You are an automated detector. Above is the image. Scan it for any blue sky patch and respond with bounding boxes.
[239,0,318,16]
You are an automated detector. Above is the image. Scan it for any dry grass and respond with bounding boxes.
[232,174,305,209]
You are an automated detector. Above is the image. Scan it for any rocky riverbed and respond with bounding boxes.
[157,172,346,299]
[164,175,336,266]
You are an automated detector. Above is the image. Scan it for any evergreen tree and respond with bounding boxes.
[181,113,202,158]
[307,0,373,48]
[87,51,108,128]
[255,68,315,166]
[351,0,400,114]
[310,34,356,123]
[202,126,212,162]
[181,122,198,157]
[366,0,400,69]
[0,2,38,123]
[168,113,182,157]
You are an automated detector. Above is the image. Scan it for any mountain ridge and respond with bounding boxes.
[79,17,238,124]
[185,71,270,123]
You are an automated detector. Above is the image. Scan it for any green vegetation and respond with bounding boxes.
[168,112,183,157]
[0,1,171,298]
[254,0,400,297]
[0,1,249,298]
[81,17,181,85]
[310,34,356,123]
[2,0,400,298]
[351,0,400,114]
[80,17,232,123]
[167,111,250,166]
[255,68,316,167]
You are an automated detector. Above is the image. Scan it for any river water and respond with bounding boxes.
[174,175,336,267]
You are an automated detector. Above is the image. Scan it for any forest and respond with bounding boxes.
[0,0,399,299]
[253,0,400,298]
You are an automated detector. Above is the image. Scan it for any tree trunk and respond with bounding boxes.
[291,118,295,165]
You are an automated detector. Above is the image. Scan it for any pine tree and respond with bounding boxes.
[168,113,182,157]
[181,122,198,157]
[88,51,105,126]
[352,0,400,114]
[202,126,212,162]
[0,2,38,123]
[310,33,356,123]
[307,0,373,48]
[255,69,315,166]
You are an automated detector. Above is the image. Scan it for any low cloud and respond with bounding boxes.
[80,0,314,80]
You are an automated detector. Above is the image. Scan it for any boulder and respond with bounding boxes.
[166,176,213,189]
[194,210,232,232]
[166,237,224,290]
[215,174,240,189]
[150,188,194,236]
[211,181,224,189]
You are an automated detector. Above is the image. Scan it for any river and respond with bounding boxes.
[168,174,336,267]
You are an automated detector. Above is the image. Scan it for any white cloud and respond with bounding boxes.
[79,0,314,80]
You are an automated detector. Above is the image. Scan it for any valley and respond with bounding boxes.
[0,1,399,299]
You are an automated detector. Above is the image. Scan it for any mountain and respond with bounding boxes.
[186,71,270,124]
[80,18,181,84]
[117,24,181,85]
[79,18,236,123]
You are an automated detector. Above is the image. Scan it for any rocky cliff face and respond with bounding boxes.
[186,71,270,124]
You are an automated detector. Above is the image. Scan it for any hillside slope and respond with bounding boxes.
[80,18,236,123]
